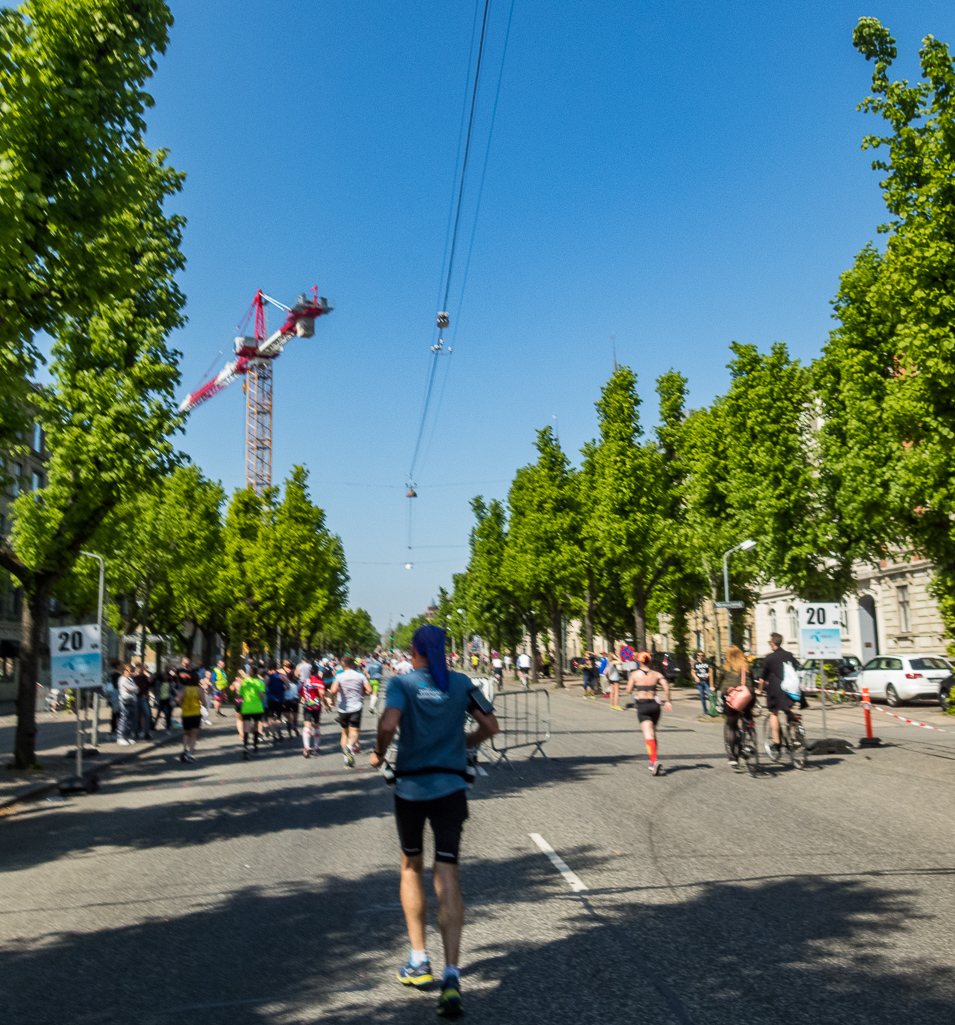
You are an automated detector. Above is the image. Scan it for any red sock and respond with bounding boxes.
[645,738,657,763]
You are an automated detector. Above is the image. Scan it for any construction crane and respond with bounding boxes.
[178,288,333,493]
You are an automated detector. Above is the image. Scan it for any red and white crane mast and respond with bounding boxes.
[179,288,333,493]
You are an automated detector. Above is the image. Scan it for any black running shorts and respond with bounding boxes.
[303,706,322,724]
[338,710,362,730]
[243,712,262,724]
[636,699,661,724]
[395,789,469,865]
[181,715,202,730]
[267,700,285,717]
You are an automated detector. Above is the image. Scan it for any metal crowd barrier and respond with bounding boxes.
[470,675,497,705]
[488,687,550,767]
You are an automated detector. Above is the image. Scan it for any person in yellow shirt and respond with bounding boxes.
[174,657,206,763]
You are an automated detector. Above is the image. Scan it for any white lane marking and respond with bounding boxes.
[529,833,588,892]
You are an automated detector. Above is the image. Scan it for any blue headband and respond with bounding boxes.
[412,624,450,692]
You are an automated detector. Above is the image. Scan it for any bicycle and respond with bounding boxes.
[731,713,761,777]
[719,692,760,776]
[765,709,808,769]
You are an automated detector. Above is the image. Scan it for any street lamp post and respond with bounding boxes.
[722,539,756,650]
[79,550,105,751]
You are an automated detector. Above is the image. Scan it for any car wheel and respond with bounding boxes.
[886,683,901,707]
[941,687,951,711]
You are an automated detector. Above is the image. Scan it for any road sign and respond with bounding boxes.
[49,624,102,689]
[714,600,745,610]
[797,602,842,658]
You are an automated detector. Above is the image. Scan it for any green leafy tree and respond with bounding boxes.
[466,497,523,669]
[0,0,177,467]
[585,367,680,651]
[96,466,226,665]
[816,19,955,643]
[0,0,184,767]
[505,427,581,686]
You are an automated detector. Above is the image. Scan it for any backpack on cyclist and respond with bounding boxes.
[781,660,801,700]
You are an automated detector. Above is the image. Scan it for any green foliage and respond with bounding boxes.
[320,607,379,656]
[465,497,522,655]
[817,19,955,635]
[505,427,581,683]
[0,0,178,470]
[221,468,348,660]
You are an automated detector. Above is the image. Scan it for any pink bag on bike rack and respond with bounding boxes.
[725,685,752,712]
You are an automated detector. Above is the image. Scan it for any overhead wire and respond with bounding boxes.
[419,0,515,470]
[407,0,493,489]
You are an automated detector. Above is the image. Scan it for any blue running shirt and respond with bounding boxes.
[385,669,494,801]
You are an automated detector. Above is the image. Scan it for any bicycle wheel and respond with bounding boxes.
[740,723,760,776]
[786,722,808,769]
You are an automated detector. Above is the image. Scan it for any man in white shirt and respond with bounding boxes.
[329,655,372,766]
[393,654,414,675]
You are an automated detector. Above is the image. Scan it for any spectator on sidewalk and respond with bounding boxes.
[117,665,138,745]
[103,675,120,739]
[133,663,152,740]
[153,669,174,733]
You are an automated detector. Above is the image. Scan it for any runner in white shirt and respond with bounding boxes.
[516,652,531,688]
[393,655,414,675]
[328,655,372,766]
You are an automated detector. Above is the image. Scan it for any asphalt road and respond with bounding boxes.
[1,686,953,1025]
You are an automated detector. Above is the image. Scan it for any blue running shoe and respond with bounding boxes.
[437,976,463,1018]
[397,959,433,989]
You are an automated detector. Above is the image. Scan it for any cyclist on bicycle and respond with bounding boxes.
[718,645,755,770]
[757,632,799,761]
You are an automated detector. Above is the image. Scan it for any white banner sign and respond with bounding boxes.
[797,603,842,658]
[49,624,102,689]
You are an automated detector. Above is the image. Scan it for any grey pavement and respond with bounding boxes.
[1,685,953,1024]
[0,701,182,806]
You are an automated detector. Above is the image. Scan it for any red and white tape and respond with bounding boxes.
[861,701,955,734]
[803,686,859,699]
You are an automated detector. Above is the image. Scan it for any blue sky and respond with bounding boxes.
[145,1,955,633]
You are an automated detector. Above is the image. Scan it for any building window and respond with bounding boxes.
[32,423,42,454]
[897,585,911,633]
[31,471,43,491]
[11,463,21,497]
[840,602,849,632]
[787,605,798,640]
[694,630,702,651]
[769,608,777,635]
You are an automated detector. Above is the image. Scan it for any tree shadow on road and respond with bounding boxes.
[0,844,951,1025]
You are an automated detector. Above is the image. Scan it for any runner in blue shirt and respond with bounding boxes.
[364,655,383,713]
[369,625,498,1019]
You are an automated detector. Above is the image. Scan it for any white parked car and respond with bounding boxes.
[855,654,952,706]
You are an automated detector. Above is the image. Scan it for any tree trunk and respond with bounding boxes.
[632,600,647,652]
[14,581,49,769]
[551,605,565,688]
[509,643,518,681]
[200,625,215,671]
[529,615,539,684]
[584,573,595,655]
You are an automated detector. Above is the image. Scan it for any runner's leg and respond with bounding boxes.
[400,853,428,951]
[640,718,657,765]
[433,863,464,968]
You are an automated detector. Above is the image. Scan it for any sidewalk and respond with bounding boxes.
[0,705,181,809]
